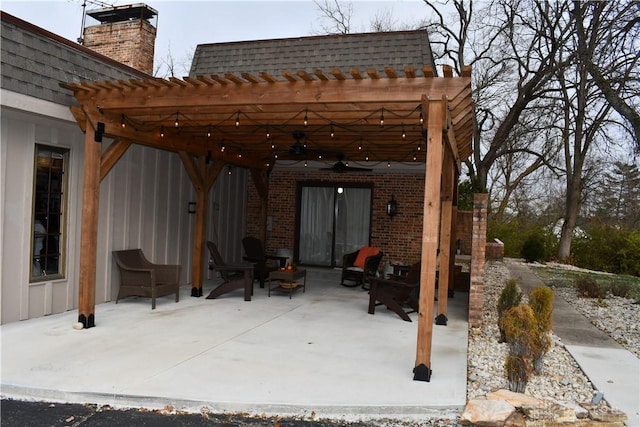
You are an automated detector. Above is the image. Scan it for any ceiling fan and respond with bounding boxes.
[320,154,372,173]
[288,130,308,156]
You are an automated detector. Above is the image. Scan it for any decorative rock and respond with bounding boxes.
[522,400,576,422]
[582,404,628,422]
[461,399,516,426]
[486,389,543,407]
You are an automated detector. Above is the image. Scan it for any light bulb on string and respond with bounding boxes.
[266,125,270,139]
[174,113,179,128]
[304,160,308,167]
[379,108,384,127]
[160,126,164,138]
[207,125,212,138]
[401,125,406,140]
[387,161,391,168]
[121,115,126,128]
[303,109,308,127]
[235,112,240,128]
[419,110,424,125]
[330,123,335,139]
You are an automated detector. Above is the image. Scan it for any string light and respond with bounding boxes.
[303,109,308,127]
[387,161,391,168]
[419,109,424,125]
[160,126,164,138]
[227,166,232,175]
[379,108,384,127]
[330,123,335,139]
[271,142,276,150]
[413,151,418,161]
[174,113,179,128]
[207,125,212,138]
[401,124,406,140]
[365,153,370,161]
[235,112,240,128]
[266,125,270,139]
[121,114,126,128]
[220,143,226,152]
[304,160,308,167]
[417,143,422,151]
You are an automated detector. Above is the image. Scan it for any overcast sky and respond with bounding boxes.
[2,0,431,75]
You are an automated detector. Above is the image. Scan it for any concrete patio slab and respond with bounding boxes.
[1,268,469,422]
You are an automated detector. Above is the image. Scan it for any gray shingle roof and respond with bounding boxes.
[189,30,436,79]
[1,12,149,107]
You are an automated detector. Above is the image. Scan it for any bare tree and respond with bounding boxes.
[313,0,353,34]
[575,1,640,151]
[154,42,193,78]
[425,0,573,198]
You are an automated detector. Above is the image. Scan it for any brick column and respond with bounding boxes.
[469,193,488,327]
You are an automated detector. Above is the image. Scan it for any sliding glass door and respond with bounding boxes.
[297,183,372,267]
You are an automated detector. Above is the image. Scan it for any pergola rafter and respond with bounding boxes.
[63,63,474,382]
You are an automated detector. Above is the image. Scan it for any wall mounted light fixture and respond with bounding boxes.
[386,195,398,218]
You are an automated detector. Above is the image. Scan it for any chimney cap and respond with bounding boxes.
[87,3,158,24]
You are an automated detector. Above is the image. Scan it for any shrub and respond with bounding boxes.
[576,277,605,298]
[572,222,640,276]
[501,304,537,356]
[502,305,537,391]
[529,286,554,332]
[521,234,546,263]
[610,281,632,298]
[497,279,523,342]
[528,287,554,374]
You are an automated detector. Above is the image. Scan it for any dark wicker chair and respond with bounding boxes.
[340,247,384,289]
[368,262,421,322]
[206,241,255,301]
[241,237,287,288]
[112,249,181,309]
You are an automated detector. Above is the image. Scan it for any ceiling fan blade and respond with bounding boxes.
[319,161,372,173]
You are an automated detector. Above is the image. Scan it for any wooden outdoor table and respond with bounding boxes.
[268,269,306,299]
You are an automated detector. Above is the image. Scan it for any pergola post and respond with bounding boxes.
[414,96,446,381]
[77,121,102,328]
[179,153,223,297]
[435,148,455,325]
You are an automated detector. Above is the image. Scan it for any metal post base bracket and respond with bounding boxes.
[413,364,432,382]
[435,314,448,325]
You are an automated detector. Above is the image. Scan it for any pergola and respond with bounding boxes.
[63,63,473,381]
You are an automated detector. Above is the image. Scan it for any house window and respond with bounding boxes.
[31,145,67,280]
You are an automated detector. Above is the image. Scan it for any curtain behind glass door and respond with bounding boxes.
[334,187,371,265]
[298,187,334,265]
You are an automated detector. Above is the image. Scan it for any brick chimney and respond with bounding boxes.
[82,3,157,74]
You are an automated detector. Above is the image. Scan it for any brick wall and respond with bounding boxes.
[455,210,473,255]
[83,20,156,74]
[247,170,429,265]
[469,193,488,327]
